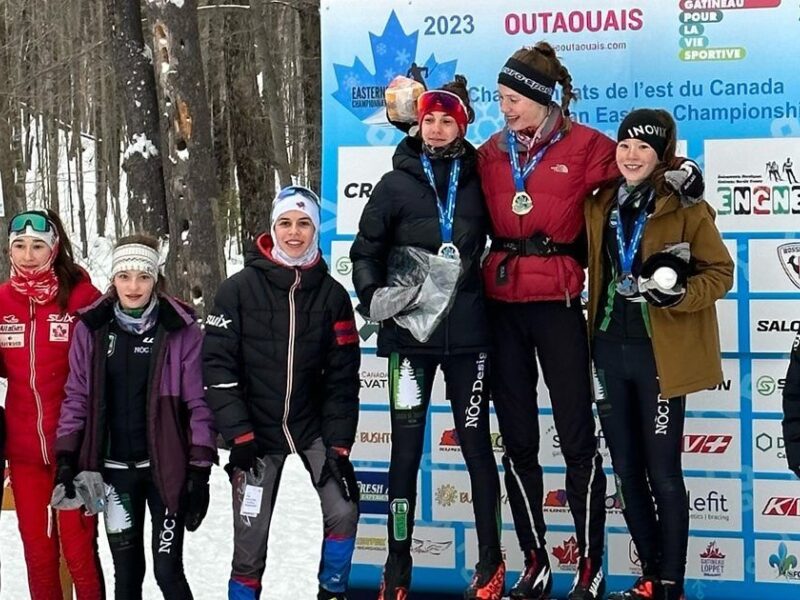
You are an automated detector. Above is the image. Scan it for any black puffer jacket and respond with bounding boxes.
[783,333,800,474]
[350,136,490,356]
[203,235,360,454]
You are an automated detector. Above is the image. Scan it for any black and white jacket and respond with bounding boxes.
[202,234,360,454]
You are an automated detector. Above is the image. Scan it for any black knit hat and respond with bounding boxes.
[617,109,669,160]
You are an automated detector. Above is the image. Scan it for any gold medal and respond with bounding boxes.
[512,191,533,215]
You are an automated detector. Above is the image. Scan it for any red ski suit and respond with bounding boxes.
[0,272,104,599]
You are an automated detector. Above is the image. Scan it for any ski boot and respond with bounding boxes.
[464,546,506,600]
[509,548,552,599]
[567,557,605,600]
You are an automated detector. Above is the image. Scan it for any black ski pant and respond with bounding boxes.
[386,351,501,559]
[593,337,688,583]
[488,300,606,560]
[103,466,192,600]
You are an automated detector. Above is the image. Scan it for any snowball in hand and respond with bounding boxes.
[652,266,678,290]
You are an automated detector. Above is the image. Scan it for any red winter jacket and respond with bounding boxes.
[0,272,100,465]
[478,115,618,302]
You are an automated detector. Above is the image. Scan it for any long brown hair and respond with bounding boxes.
[509,42,576,134]
[38,209,85,311]
[108,234,168,298]
[647,110,679,198]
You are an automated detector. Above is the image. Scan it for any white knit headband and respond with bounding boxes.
[111,243,160,280]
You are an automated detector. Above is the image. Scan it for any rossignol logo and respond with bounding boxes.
[683,434,733,454]
[778,242,800,289]
[205,314,232,329]
[762,496,800,517]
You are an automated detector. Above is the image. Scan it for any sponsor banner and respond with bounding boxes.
[682,418,741,472]
[749,300,799,353]
[686,477,742,532]
[432,469,515,524]
[687,537,744,582]
[357,470,390,516]
[748,239,800,292]
[706,138,800,233]
[336,146,395,235]
[753,479,800,534]
[359,354,390,405]
[690,359,740,412]
[716,299,738,354]
[607,533,642,577]
[541,413,610,469]
[353,298,379,349]
[430,412,504,465]
[541,473,577,527]
[548,532,582,574]
[354,523,456,568]
[753,419,789,473]
[351,410,392,462]
[330,240,355,293]
[752,359,789,413]
[464,528,525,572]
[724,239,738,294]
[755,539,800,584]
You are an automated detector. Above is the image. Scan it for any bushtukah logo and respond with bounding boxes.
[332,11,456,123]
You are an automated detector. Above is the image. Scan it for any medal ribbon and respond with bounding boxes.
[507,129,563,194]
[420,155,460,245]
[612,205,649,279]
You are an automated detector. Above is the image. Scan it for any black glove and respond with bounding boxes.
[183,466,211,532]
[638,251,690,308]
[665,158,704,202]
[225,438,258,478]
[54,453,77,500]
[317,446,359,503]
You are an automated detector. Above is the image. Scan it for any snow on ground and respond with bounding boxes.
[1,451,325,599]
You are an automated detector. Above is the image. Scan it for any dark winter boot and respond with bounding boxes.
[464,546,506,600]
[509,548,552,600]
[318,586,348,600]
[567,557,605,600]
[661,581,686,600]
[377,552,411,600]
[607,575,662,599]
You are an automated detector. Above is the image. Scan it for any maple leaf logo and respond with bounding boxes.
[332,11,457,123]
[552,536,580,566]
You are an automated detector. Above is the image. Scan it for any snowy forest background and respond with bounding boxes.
[0,1,338,597]
[0,0,323,312]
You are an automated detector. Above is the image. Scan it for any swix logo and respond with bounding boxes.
[3,315,19,323]
[47,313,75,323]
[205,314,232,329]
[762,497,800,517]
[552,536,580,566]
[683,434,733,454]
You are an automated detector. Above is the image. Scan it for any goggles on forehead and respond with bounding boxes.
[276,185,321,206]
[416,90,469,123]
[8,211,54,235]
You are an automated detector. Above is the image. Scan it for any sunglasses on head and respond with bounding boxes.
[276,185,321,206]
[8,211,54,235]
[416,90,469,121]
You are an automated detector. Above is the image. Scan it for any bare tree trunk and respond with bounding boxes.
[297,1,321,190]
[145,0,224,311]
[107,0,168,237]
[225,2,274,242]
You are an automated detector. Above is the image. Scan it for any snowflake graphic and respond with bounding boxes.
[332,10,457,122]
[435,484,458,507]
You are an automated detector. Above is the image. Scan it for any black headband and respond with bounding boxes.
[617,109,669,160]
[497,58,556,106]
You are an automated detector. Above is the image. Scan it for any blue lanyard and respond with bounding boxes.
[420,155,460,245]
[612,205,648,277]
[507,130,563,193]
